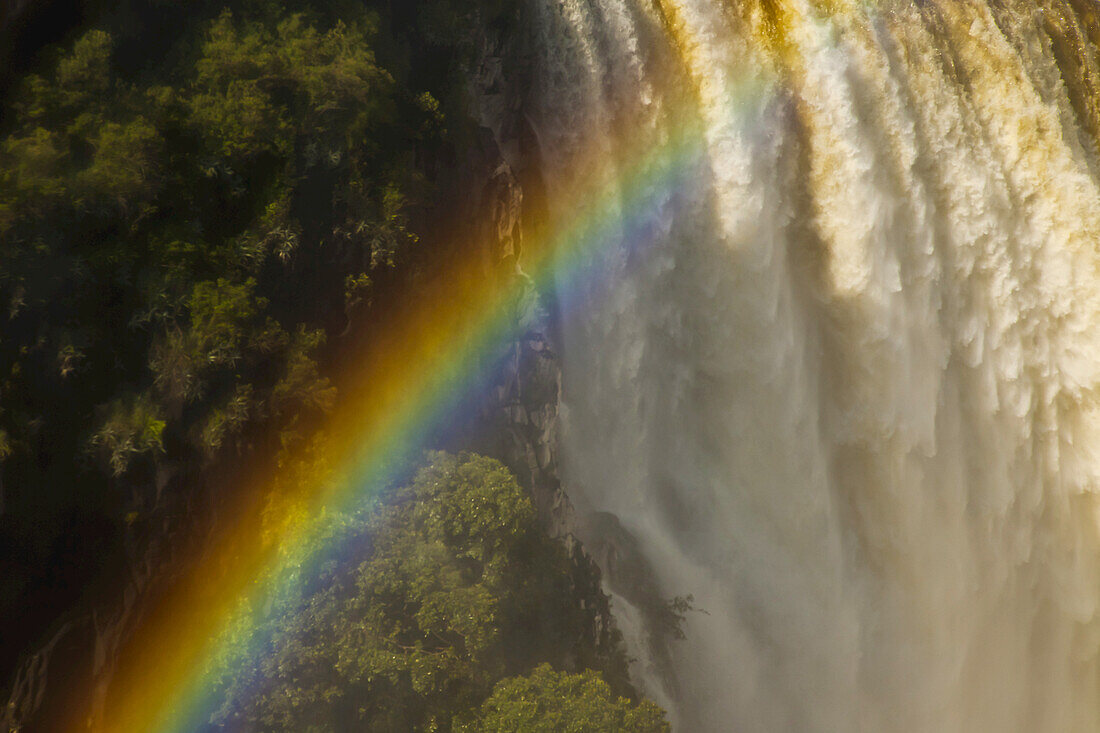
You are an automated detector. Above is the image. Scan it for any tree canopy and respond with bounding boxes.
[212,453,665,732]
[0,4,675,730]
[475,664,668,733]
[0,2,433,671]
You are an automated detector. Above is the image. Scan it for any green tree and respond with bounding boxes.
[0,0,589,721]
[214,453,653,732]
[0,5,430,682]
[472,664,669,732]
[0,8,430,494]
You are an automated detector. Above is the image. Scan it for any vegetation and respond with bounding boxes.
[476,664,668,732]
[0,0,475,676]
[212,453,666,731]
[0,9,416,481]
[1,2,675,729]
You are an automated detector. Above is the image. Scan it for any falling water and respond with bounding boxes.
[528,1,1100,730]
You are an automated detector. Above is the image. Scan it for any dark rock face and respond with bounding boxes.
[4,620,88,730]
[579,512,683,702]
[444,6,577,541]
[461,20,682,709]
[477,330,576,538]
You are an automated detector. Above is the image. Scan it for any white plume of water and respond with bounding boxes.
[529,1,1100,730]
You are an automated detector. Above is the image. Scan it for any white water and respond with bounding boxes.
[529,1,1100,730]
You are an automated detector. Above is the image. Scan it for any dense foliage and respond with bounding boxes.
[0,8,421,480]
[0,0,486,674]
[477,665,668,732]
[0,5,673,726]
[212,453,666,731]
[1,4,675,729]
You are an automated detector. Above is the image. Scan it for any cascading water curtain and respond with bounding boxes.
[531,1,1100,730]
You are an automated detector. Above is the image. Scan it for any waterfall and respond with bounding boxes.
[527,1,1100,730]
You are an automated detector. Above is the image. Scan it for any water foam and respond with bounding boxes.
[532,2,1100,729]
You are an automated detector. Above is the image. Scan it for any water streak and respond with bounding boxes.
[532,1,1100,729]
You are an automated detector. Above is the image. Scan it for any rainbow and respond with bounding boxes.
[79,121,707,731]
